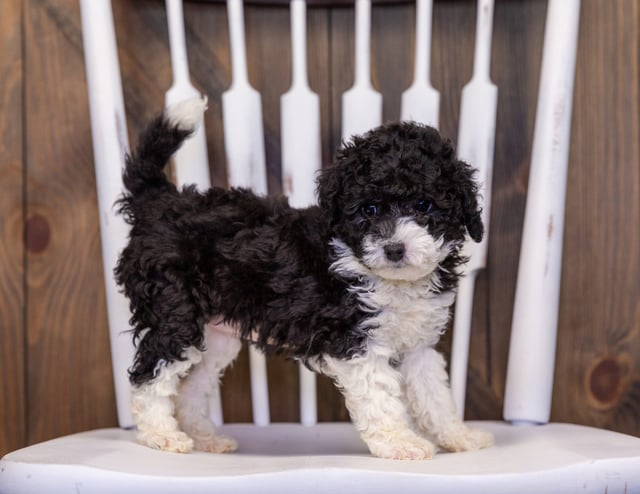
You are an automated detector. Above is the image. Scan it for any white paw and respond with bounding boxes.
[438,425,494,452]
[193,434,238,454]
[137,430,194,453]
[365,431,435,460]
[166,96,208,131]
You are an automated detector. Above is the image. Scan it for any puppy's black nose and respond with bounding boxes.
[384,243,406,262]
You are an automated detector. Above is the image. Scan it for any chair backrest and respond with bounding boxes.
[79,0,580,429]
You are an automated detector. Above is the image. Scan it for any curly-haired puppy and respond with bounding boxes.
[115,97,494,460]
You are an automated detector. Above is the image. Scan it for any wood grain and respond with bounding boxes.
[0,0,26,457]
[23,0,117,444]
[2,0,639,455]
[552,0,640,434]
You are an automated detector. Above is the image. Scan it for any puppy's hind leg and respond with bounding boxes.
[175,321,242,453]
[131,347,202,453]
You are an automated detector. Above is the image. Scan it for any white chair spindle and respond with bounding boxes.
[223,0,268,194]
[223,0,271,426]
[164,0,223,426]
[450,0,498,418]
[341,0,382,140]
[280,0,321,426]
[79,0,135,429]
[504,0,582,425]
[400,0,439,128]
[281,0,320,208]
[165,0,212,191]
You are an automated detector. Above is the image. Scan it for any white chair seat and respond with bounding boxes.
[2,421,640,493]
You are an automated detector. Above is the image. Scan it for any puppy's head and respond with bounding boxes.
[317,122,483,282]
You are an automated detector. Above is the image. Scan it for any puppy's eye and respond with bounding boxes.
[415,200,433,214]
[361,204,379,217]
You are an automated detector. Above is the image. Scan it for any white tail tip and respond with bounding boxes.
[166,95,208,131]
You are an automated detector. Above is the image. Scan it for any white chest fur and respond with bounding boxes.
[329,237,456,357]
[357,277,455,356]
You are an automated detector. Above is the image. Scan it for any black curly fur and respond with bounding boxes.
[115,114,483,386]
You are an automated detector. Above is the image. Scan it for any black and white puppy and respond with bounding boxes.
[116,98,494,460]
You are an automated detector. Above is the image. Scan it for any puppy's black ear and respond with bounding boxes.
[457,160,484,243]
[465,196,484,243]
[316,164,343,227]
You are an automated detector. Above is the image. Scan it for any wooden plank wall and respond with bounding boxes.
[0,0,26,456]
[1,0,638,456]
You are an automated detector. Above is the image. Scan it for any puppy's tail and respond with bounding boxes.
[121,97,208,197]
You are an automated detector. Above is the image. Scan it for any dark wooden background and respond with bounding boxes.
[1,0,639,457]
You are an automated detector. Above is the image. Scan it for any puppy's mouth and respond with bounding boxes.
[362,245,439,282]
[329,219,452,283]
[361,219,451,282]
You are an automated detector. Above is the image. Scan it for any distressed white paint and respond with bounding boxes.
[79,0,135,428]
[164,0,222,426]
[165,0,211,191]
[280,0,320,426]
[4,421,640,492]
[341,0,382,140]
[400,0,439,128]
[223,0,268,195]
[450,0,498,418]
[281,0,321,209]
[223,0,270,426]
[503,0,581,425]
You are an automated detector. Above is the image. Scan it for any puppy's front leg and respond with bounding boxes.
[322,352,436,460]
[400,345,494,452]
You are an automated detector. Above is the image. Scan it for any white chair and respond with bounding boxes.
[2,0,640,493]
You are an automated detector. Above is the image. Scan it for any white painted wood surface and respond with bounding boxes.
[79,0,135,429]
[165,0,211,191]
[450,0,498,418]
[341,0,382,140]
[400,0,439,128]
[503,0,582,425]
[223,0,271,427]
[280,0,320,426]
[281,0,321,209]
[164,0,224,428]
[3,422,640,493]
[223,0,268,195]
